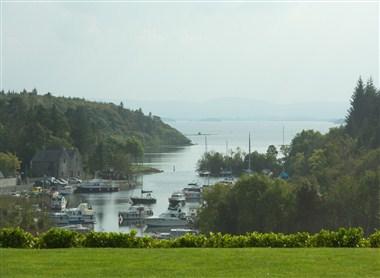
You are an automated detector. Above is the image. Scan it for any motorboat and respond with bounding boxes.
[59,185,75,195]
[145,209,188,227]
[51,192,67,211]
[182,183,202,200]
[199,170,210,177]
[74,179,119,193]
[130,190,156,205]
[168,192,186,207]
[61,224,93,233]
[51,203,95,225]
[118,205,153,225]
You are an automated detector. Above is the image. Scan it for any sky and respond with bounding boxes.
[0,1,379,106]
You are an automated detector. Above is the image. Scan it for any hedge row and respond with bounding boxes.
[1,227,380,249]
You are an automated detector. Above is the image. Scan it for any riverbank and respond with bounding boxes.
[130,165,163,175]
[2,248,379,277]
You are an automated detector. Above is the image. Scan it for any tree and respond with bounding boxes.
[0,152,21,177]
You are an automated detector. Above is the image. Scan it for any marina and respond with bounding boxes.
[2,120,337,235]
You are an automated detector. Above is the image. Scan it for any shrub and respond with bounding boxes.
[39,228,82,248]
[83,230,151,248]
[369,230,380,247]
[310,228,364,247]
[0,227,376,249]
[0,227,36,248]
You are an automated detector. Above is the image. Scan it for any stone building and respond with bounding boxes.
[30,148,83,178]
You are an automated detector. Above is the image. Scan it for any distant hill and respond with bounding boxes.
[123,97,349,121]
[0,90,191,171]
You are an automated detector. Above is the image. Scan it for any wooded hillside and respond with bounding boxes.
[0,89,190,174]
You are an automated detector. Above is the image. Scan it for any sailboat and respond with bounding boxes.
[244,132,254,174]
[129,161,157,205]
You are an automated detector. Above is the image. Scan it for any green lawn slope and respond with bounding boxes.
[1,248,379,277]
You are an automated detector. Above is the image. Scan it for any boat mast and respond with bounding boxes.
[248,132,252,172]
[205,135,208,154]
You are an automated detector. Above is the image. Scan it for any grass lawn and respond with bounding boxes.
[1,248,379,277]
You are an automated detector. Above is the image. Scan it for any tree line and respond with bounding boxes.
[0,90,190,177]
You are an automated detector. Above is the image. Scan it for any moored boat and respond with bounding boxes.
[130,190,156,205]
[118,205,153,225]
[74,179,119,193]
[168,192,186,208]
[182,183,202,200]
[145,209,188,227]
[50,203,95,225]
[51,192,67,211]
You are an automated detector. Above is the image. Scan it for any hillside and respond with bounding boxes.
[0,89,191,173]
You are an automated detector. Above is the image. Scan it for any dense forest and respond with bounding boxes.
[0,89,190,176]
[198,78,380,235]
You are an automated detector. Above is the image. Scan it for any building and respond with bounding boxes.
[30,148,83,178]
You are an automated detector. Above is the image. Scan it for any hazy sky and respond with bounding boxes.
[1,1,379,104]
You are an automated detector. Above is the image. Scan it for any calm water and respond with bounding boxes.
[69,120,337,232]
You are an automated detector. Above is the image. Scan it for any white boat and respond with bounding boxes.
[145,209,188,227]
[59,185,74,195]
[182,183,202,200]
[168,192,186,207]
[51,192,67,211]
[118,205,153,224]
[75,179,119,193]
[61,224,92,233]
[51,203,95,225]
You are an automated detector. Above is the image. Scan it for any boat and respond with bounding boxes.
[61,224,93,233]
[182,183,202,200]
[50,203,95,225]
[199,170,210,177]
[74,179,119,193]
[59,185,75,195]
[130,190,157,205]
[51,192,67,211]
[145,209,188,227]
[118,205,153,225]
[168,192,186,207]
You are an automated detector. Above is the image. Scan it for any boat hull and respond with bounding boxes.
[145,218,188,227]
[74,187,119,193]
[130,197,156,205]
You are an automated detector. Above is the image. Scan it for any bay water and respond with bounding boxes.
[69,120,337,233]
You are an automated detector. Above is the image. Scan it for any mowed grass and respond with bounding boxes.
[1,248,380,277]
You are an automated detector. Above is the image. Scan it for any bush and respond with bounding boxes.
[82,230,152,248]
[0,227,376,249]
[310,228,364,247]
[39,228,82,248]
[0,227,36,248]
[369,230,380,247]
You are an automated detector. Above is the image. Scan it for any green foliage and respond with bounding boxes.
[0,227,36,248]
[309,228,364,247]
[0,227,376,249]
[369,230,380,247]
[39,228,83,248]
[0,195,52,233]
[0,90,190,175]
[0,152,20,177]
[82,230,152,248]
[197,146,281,177]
